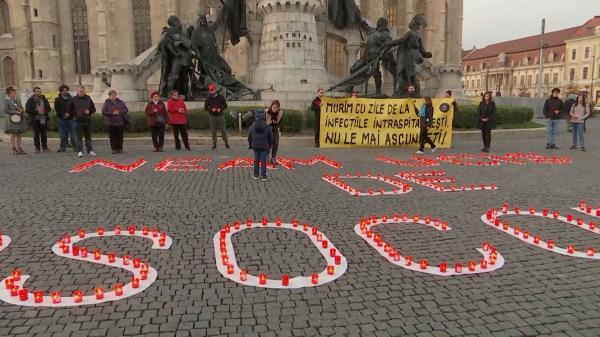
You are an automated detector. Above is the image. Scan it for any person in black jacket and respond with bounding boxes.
[204,83,229,150]
[25,87,52,152]
[248,110,273,181]
[477,92,496,153]
[311,88,324,147]
[68,86,97,157]
[543,88,563,149]
[54,85,77,152]
[415,96,437,154]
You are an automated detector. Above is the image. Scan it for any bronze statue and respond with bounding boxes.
[327,17,397,96]
[392,15,432,98]
[328,0,362,29]
[158,16,195,98]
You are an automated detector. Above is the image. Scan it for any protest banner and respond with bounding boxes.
[319,97,455,148]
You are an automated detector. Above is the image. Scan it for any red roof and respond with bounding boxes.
[569,16,600,39]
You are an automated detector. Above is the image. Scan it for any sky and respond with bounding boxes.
[463,0,600,49]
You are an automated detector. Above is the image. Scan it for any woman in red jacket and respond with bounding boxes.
[167,90,190,150]
[144,91,168,152]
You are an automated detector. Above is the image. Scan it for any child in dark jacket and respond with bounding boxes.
[248,110,273,181]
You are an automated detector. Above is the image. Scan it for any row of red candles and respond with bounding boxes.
[324,175,412,195]
[375,155,439,167]
[486,203,598,255]
[154,158,212,171]
[400,175,497,191]
[359,219,497,272]
[72,159,145,172]
[360,214,449,229]
[218,220,341,286]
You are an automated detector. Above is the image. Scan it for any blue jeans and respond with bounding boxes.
[253,150,268,177]
[572,123,584,147]
[546,119,560,145]
[58,119,78,150]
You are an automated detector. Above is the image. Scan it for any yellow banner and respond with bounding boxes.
[320,97,454,148]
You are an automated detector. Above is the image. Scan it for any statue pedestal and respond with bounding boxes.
[435,64,464,97]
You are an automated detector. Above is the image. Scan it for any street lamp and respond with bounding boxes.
[590,54,596,104]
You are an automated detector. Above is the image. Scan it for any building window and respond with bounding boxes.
[325,36,348,79]
[583,67,588,80]
[38,69,43,78]
[471,80,475,88]
[52,35,57,48]
[520,75,524,86]
[513,76,517,86]
[571,49,576,61]
[527,75,532,87]
[477,79,481,88]
[584,47,590,59]
[2,56,16,87]
[385,0,397,27]
[71,0,91,74]
[133,0,152,56]
[553,73,558,84]
[0,0,10,34]
[544,73,549,85]
[33,8,38,17]
[569,68,575,81]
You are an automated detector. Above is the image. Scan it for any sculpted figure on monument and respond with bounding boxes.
[392,15,432,98]
[158,16,195,98]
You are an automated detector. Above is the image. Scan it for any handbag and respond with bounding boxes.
[10,114,22,123]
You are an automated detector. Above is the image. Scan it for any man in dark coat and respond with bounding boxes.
[543,88,563,149]
[25,87,51,152]
[54,85,78,152]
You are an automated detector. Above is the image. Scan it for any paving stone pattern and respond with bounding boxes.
[0,120,599,337]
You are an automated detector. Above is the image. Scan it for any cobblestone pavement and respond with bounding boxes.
[0,120,599,337]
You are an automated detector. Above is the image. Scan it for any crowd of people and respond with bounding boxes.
[3,83,593,180]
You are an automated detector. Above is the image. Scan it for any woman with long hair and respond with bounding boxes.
[266,100,283,164]
[569,94,591,151]
[415,96,437,154]
[477,92,496,153]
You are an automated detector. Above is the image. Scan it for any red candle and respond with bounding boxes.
[51,291,61,304]
[327,265,335,275]
[281,274,289,286]
[122,255,130,265]
[441,223,448,231]
[240,270,248,282]
[567,245,575,254]
[4,278,14,289]
[261,217,267,226]
[482,241,490,251]
[19,288,28,301]
[312,227,318,236]
[533,236,541,245]
[142,227,149,236]
[580,200,586,210]
[523,231,529,239]
[114,226,121,234]
[94,250,101,260]
[246,219,252,227]
[335,256,342,265]
[455,263,463,273]
[321,239,327,248]
[131,277,140,288]
[393,253,401,262]
[34,290,44,303]
[501,203,508,213]
[78,229,86,238]
[62,244,70,254]
[503,223,509,231]
[567,214,574,222]
[133,258,141,268]
[114,284,123,296]
[152,228,159,237]
[222,256,229,265]
[547,240,555,249]
[577,218,583,226]
[513,227,520,235]
[227,264,234,275]
[413,215,419,222]
[514,207,521,214]
[529,208,536,215]
[303,224,308,232]
[72,290,83,303]
[141,263,149,272]
[596,208,600,217]
[128,226,136,234]
[81,247,88,258]
[10,286,19,297]
[480,259,488,269]
[587,248,595,256]
[108,253,116,263]
[543,209,549,216]
[419,259,428,270]
[72,245,79,256]
[95,287,104,300]
[311,273,319,285]
[468,261,476,272]
[439,263,447,273]
[12,269,21,281]
[234,221,241,230]
[259,274,267,285]
[97,227,105,235]
[316,234,323,242]
[553,211,559,219]
[405,256,413,266]
[329,248,336,257]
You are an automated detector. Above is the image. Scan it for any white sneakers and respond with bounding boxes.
[431,147,437,153]
[415,151,424,154]
[78,151,96,157]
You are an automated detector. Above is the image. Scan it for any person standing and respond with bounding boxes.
[3,87,28,155]
[311,88,324,148]
[145,91,168,152]
[543,88,563,149]
[167,90,190,151]
[25,87,51,152]
[444,90,459,114]
[407,84,419,99]
[102,90,129,154]
[266,100,283,165]
[562,94,576,132]
[204,83,229,150]
[54,85,78,152]
[415,96,437,154]
[569,94,591,151]
[69,86,97,157]
[477,92,496,153]
[248,110,273,181]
